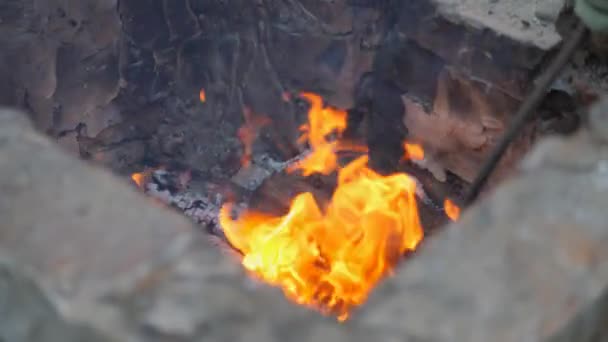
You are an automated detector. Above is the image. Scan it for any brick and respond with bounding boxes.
[396,0,563,98]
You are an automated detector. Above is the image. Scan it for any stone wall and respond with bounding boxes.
[0,0,120,134]
[0,0,589,188]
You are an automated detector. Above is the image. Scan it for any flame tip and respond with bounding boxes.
[444,199,461,221]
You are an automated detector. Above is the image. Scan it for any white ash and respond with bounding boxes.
[142,171,224,236]
[138,154,301,236]
[414,180,444,211]
[136,152,444,237]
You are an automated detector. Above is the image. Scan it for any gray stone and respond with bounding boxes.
[0,0,121,133]
[440,0,563,49]
[0,257,111,342]
[0,107,194,339]
[359,128,608,342]
[535,0,567,23]
[396,0,564,99]
[0,108,399,342]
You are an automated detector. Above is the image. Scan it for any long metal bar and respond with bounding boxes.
[463,22,588,207]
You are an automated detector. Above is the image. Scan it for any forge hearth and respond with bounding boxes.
[126,92,449,321]
[2,0,608,341]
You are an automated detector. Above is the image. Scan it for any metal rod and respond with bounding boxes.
[462,21,588,207]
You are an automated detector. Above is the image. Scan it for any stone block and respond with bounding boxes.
[401,69,534,184]
[396,0,563,98]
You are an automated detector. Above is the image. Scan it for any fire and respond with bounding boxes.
[220,93,424,321]
[237,107,270,167]
[403,142,425,161]
[130,166,167,191]
[131,172,146,188]
[220,155,423,321]
[199,89,206,103]
[444,198,461,221]
[288,93,348,176]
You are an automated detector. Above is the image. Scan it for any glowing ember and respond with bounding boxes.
[444,199,461,221]
[131,171,152,189]
[220,93,425,321]
[199,89,206,103]
[131,172,145,188]
[237,107,271,167]
[288,93,348,176]
[403,142,425,161]
[130,167,171,191]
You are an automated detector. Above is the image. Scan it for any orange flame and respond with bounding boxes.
[288,93,348,176]
[237,107,271,168]
[130,167,166,190]
[403,142,425,161]
[131,168,157,190]
[220,156,423,321]
[444,198,461,221]
[131,172,146,188]
[199,89,206,103]
[220,93,424,321]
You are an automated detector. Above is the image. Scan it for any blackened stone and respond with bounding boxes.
[367,79,408,172]
[264,0,379,108]
[395,0,562,98]
[162,0,200,40]
[119,0,171,50]
[316,40,348,76]
[189,0,258,33]
[374,32,445,109]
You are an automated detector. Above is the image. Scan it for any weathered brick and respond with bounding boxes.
[396,0,563,98]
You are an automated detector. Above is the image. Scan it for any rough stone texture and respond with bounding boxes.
[357,130,608,341]
[0,0,589,188]
[0,108,192,330]
[0,258,110,342]
[1,100,608,342]
[0,0,121,133]
[381,0,572,184]
[395,0,562,100]
[2,3,608,342]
